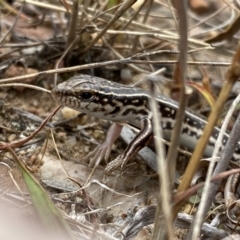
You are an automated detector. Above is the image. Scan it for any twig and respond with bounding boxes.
[0,59,231,84]
[0,105,61,150]
[148,79,173,240]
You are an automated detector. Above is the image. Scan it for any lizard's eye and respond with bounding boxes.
[79,92,92,100]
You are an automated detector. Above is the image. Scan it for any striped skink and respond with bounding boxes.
[51,74,240,173]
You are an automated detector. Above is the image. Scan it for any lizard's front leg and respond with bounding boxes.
[105,117,154,174]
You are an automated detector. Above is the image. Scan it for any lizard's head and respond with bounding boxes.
[52,74,151,124]
[51,74,124,120]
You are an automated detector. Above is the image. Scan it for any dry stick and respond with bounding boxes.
[131,47,213,58]
[166,0,188,192]
[116,1,145,30]
[103,39,150,73]
[166,0,179,30]
[0,105,61,150]
[0,4,23,44]
[132,1,155,72]
[100,29,209,47]
[82,2,121,26]
[189,4,231,33]
[130,0,150,53]
[121,168,240,239]
[173,168,240,206]
[81,0,137,55]
[65,0,79,57]
[173,43,240,218]
[54,0,79,81]
[0,0,29,20]
[188,92,240,239]
[0,83,50,93]
[20,0,226,49]
[54,40,77,85]
[21,0,194,44]
[102,1,149,71]
[154,1,188,239]
[0,60,231,84]
[148,80,173,240]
